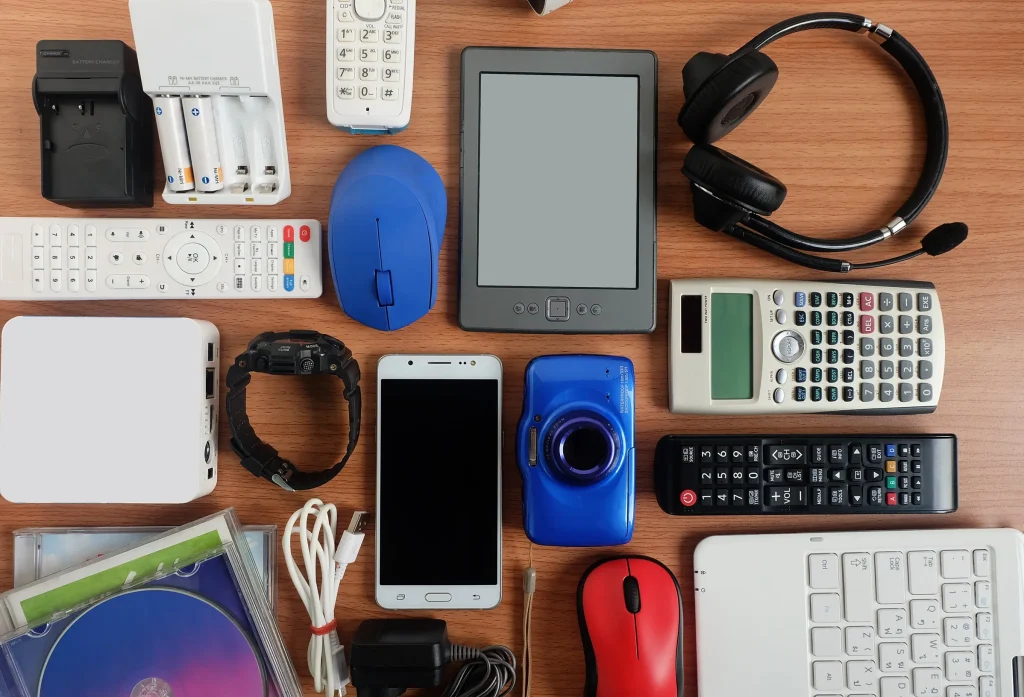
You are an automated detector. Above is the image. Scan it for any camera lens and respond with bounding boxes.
[546,411,619,483]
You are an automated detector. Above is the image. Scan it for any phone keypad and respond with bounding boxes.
[334,0,408,111]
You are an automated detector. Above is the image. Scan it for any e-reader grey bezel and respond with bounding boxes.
[459,47,658,334]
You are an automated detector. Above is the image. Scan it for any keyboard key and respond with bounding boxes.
[843,311,855,326]
[899,383,914,402]
[919,360,933,379]
[827,311,838,326]
[911,668,942,696]
[880,337,895,356]
[827,329,839,345]
[973,550,990,577]
[919,337,933,356]
[880,675,911,697]
[898,292,913,311]
[940,550,971,578]
[907,551,939,595]
[809,626,841,656]
[880,314,895,334]
[910,599,939,629]
[978,643,994,672]
[917,292,932,311]
[899,315,913,334]
[912,633,941,664]
[826,292,838,307]
[846,659,876,691]
[880,641,909,671]
[845,626,874,655]
[979,675,995,697]
[843,329,855,345]
[900,338,914,357]
[976,612,992,640]
[919,315,932,334]
[809,593,841,622]
[878,609,907,638]
[919,383,935,401]
[794,291,806,306]
[810,291,822,306]
[942,584,971,612]
[944,650,975,681]
[875,552,906,603]
[862,337,875,356]
[974,580,990,608]
[943,616,974,646]
[812,660,843,690]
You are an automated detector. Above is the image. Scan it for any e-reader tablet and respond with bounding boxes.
[459,47,657,334]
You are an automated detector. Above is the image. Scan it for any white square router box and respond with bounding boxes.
[0,316,220,503]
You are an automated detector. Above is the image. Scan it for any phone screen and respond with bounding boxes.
[378,378,500,586]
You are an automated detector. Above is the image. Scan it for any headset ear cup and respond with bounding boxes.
[682,144,787,230]
[678,51,780,144]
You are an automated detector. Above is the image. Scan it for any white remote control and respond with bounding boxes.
[0,218,322,300]
[669,279,945,415]
[327,0,415,134]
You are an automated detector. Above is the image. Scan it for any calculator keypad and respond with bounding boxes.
[769,286,940,409]
[334,0,408,113]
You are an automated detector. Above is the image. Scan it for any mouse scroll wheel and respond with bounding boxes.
[622,575,641,614]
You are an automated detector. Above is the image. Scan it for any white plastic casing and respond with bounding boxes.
[0,316,220,503]
[130,0,291,204]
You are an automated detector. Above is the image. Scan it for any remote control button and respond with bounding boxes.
[132,252,146,265]
[828,468,844,482]
[886,475,898,490]
[795,386,807,401]
[784,468,804,483]
[716,446,729,463]
[880,338,895,357]
[767,486,806,506]
[766,468,783,483]
[810,292,822,307]
[177,242,211,274]
[745,445,760,463]
[809,445,824,464]
[826,387,838,402]
[700,446,713,463]
[811,311,822,326]
[827,330,838,345]
[918,315,933,334]
[828,445,846,465]
[911,444,922,458]
[918,383,934,401]
[768,446,807,465]
[85,269,97,291]
[827,367,838,383]
[899,383,914,402]
[731,446,744,462]
[771,330,805,363]
[886,491,898,505]
[917,293,932,311]
[795,367,807,383]
[879,315,895,334]
[775,309,787,324]
[827,311,838,326]
[67,270,80,292]
[899,492,910,505]
[843,330,855,346]
[868,445,883,463]
[811,367,822,383]
[772,289,784,306]
[773,387,785,403]
[879,383,895,402]
[898,292,913,312]
[918,338,933,357]
[715,491,729,506]
[912,491,922,505]
[848,444,863,464]
[109,251,123,265]
[865,468,883,483]
[843,349,855,365]
[829,486,845,505]
[826,292,838,308]
[680,489,696,506]
[899,315,913,334]
[886,444,897,458]
[48,224,64,245]
[860,383,875,402]
[747,489,760,506]
[847,468,863,483]
[898,460,909,474]
[794,291,806,307]
[911,460,922,475]
[849,485,863,505]
[860,337,875,356]
[843,311,855,326]
[699,490,713,506]
[842,292,854,308]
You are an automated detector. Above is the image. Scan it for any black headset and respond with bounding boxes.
[677,12,968,272]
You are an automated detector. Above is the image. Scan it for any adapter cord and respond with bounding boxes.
[442,645,517,697]
[283,498,368,697]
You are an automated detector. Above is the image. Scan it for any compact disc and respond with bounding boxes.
[39,587,267,697]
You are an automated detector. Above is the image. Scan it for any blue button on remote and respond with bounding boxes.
[283,275,295,292]
[886,444,897,457]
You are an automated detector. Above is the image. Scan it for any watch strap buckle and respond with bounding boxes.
[231,438,296,491]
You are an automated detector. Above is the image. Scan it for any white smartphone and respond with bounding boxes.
[375,354,503,609]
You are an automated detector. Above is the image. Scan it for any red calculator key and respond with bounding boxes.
[859,292,875,311]
[886,491,898,506]
[299,225,311,242]
[283,225,295,242]
[860,315,875,333]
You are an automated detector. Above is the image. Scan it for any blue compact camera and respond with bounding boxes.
[516,355,635,547]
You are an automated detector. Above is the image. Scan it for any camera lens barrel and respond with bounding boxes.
[545,410,619,482]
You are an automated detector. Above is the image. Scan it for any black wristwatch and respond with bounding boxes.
[225,330,361,491]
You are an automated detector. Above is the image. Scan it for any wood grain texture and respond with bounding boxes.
[1,0,1023,694]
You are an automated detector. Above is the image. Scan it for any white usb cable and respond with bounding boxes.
[284,498,368,697]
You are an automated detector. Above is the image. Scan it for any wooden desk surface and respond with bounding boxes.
[1,0,1023,694]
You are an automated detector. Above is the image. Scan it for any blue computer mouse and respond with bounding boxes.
[328,145,447,331]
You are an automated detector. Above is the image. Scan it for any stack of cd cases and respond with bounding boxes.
[0,509,301,697]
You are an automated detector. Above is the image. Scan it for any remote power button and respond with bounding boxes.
[680,489,697,506]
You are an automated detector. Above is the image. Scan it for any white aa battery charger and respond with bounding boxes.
[129,0,291,205]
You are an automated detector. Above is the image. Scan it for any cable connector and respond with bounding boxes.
[335,511,369,567]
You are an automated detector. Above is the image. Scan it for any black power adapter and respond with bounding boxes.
[349,619,515,697]
[32,40,153,207]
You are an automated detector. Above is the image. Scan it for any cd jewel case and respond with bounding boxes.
[0,509,300,697]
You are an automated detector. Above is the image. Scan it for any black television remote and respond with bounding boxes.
[654,434,957,515]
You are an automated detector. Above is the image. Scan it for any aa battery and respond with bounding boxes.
[153,96,194,192]
[213,95,251,194]
[182,96,224,192]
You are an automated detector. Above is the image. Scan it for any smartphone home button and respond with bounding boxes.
[425,593,452,603]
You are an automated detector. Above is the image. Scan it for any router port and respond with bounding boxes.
[205,367,215,399]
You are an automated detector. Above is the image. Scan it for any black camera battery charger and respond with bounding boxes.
[32,40,153,207]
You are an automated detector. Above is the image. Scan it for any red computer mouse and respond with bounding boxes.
[577,555,684,697]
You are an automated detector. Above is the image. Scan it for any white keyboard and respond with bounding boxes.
[692,529,1024,697]
[0,218,322,300]
[807,549,995,697]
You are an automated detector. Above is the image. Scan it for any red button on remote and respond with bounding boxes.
[859,292,875,311]
[886,492,898,506]
[680,489,697,507]
[299,225,311,242]
[283,225,295,242]
[860,315,875,334]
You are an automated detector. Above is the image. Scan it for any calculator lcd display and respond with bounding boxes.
[711,293,754,399]
[475,72,639,289]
